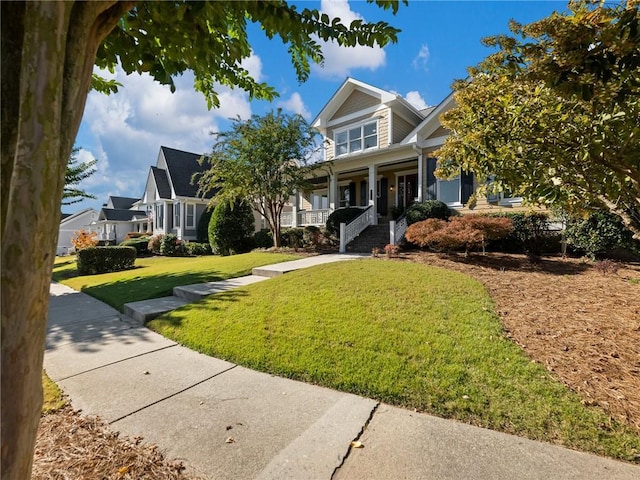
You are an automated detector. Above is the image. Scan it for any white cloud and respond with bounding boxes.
[312,0,386,78]
[77,59,262,204]
[412,44,430,71]
[278,92,311,119]
[405,91,429,110]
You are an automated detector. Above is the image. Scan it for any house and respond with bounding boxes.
[90,146,216,244]
[57,208,99,255]
[280,78,526,251]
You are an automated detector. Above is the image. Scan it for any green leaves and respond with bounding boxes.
[95,1,403,109]
[436,0,640,238]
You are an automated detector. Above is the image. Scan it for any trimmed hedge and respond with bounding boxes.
[488,212,558,255]
[253,229,274,248]
[281,228,305,248]
[77,246,136,275]
[566,211,634,259]
[326,207,364,236]
[209,200,255,255]
[184,242,213,256]
[120,236,151,256]
[405,200,451,225]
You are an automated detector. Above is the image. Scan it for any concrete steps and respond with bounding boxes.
[123,296,189,324]
[346,224,390,253]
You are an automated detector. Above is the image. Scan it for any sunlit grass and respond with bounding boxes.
[150,259,640,461]
[42,371,66,414]
[52,252,301,311]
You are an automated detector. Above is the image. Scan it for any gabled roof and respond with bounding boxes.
[150,166,172,199]
[107,196,139,210]
[312,77,424,129]
[401,91,456,145]
[98,208,147,222]
[60,208,97,225]
[160,146,212,198]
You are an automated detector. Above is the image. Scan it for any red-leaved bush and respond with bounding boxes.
[405,215,513,254]
[71,229,98,250]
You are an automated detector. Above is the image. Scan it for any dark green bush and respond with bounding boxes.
[77,246,136,275]
[209,199,255,255]
[124,232,151,240]
[120,236,151,256]
[566,211,634,259]
[197,207,214,243]
[303,225,322,246]
[184,242,213,256]
[488,212,557,255]
[160,233,186,256]
[405,200,451,225]
[281,228,305,248]
[326,207,365,236]
[253,229,274,248]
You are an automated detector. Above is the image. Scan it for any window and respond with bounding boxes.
[438,176,461,205]
[155,204,163,229]
[174,201,181,228]
[334,121,378,156]
[185,204,196,228]
[339,185,351,207]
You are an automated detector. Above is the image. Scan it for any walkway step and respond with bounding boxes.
[252,254,364,278]
[174,275,268,302]
[123,296,189,324]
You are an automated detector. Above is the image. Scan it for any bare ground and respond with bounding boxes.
[33,252,640,476]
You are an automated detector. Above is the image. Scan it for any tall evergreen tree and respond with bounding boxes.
[63,147,97,205]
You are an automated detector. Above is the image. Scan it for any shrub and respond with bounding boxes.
[406,215,513,254]
[147,234,164,254]
[71,229,98,250]
[197,206,214,243]
[184,242,213,256]
[124,232,151,240]
[593,259,620,276]
[488,212,556,255]
[77,246,136,275]
[253,229,274,249]
[566,211,634,259]
[384,243,399,257]
[303,225,322,246]
[209,199,255,255]
[120,236,151,256]
[160,233,185,256]
[405,200,451,225]
[325,207,364,236]
[282,228,305,248]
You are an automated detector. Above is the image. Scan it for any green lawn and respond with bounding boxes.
[42,371,66,414]
[149,259,640,462]
[52,252,301,311]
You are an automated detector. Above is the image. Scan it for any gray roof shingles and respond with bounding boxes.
[161,146,213,199]
[109,196,140,209]
[100,208,147,222]
[151,166,172,199]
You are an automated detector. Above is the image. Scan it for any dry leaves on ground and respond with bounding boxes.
[33,407,201,479]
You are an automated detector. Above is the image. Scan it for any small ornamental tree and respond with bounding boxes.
[70,229,98,250]
[406,215,513,254]
[208,199,255,256]
[197,110,321,248]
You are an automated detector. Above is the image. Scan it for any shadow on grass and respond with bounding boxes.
[79,269,252,311]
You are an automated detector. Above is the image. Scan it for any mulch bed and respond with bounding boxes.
[407,251,640,433]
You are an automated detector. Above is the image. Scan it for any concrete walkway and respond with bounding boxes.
[45,255,640,480]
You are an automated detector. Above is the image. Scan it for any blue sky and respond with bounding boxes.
[72,0,567,213]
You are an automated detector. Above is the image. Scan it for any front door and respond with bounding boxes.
[398,174,418,210]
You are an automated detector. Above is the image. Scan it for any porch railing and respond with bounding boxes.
[339,206,374,253]
[281,209,331,228]
[390,215,407,245]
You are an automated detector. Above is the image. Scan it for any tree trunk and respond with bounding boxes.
[1,2,130,477]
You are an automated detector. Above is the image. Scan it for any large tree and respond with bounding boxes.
[198,110,320,247]
[63,147,97,206]
[1,2,404,476]
[435,0,640,237]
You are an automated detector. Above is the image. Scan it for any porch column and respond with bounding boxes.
[163,202,169,234]
[291,190,299,227]
[179,202,185,239]
[368,164,378,225]
[416,150,424,202]
[329,173,338,211]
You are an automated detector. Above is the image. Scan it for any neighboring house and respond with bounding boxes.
[280,78,527,250]
[90,146,216,243]
[57,208,99,255]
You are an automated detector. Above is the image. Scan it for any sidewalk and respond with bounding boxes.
[45,255,640,479]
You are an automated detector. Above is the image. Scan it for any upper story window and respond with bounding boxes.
[335,121,378,156]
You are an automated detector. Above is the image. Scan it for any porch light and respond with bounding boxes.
[390,184,395,191]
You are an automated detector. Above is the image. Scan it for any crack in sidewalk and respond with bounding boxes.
[331,401,379,479]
